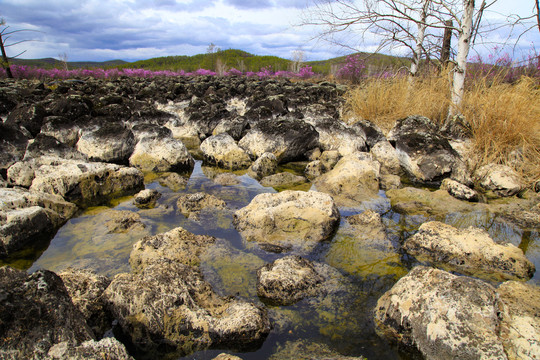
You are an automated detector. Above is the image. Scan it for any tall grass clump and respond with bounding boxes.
[344,60,540,187]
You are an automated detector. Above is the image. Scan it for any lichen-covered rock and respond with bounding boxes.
[0,187,77,256]
[200,133,252,170]
[24,134,87,161]
[441,178,478,202]
[76,122,135,164]
[0,123,28,174]
[259,172,307,189]
[233,190,340,252]
[7,157,144,207]
[304,160,324,180]
[313,154,380,207]
[239,118,319,163]
[247,152,278,180]
[404,221,535,281]
[129,136,194,172]
[103,260,270,356]
[46,338,134,360]
[370,140,401,175]
[133,188,161,209]
[58,268,112,338]
[176,192,228,220]
[497,281,540,359]
[375,266,507,360]
[319,150,340,172]
[387,115,464,183]
[380,174,401,190]
[130,226,216,271]
[40,116,81,148]
[0,267,94,359]
[257,255,324,305]
[475,164,523,197]
[304,117,366,156]
[351,119,387,148]
[5,103,47,137]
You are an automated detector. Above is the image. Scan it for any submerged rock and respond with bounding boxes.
[200,133,252,170]
[268,339,366,360]
[0,267,94,359]
[404,221,535,281]
[176,192,228,221]
[233,190,340,252]
[259,172,307,189]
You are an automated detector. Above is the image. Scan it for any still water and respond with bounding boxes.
[4,160,538,359]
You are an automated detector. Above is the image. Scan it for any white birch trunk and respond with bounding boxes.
[448,0,475,118]
[409,0,430,80]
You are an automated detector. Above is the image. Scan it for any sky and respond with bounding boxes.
[1,0,538,63]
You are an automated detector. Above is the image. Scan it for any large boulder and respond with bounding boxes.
[0,123,28,175]
[5,103,47,137]
[404,221,535,281]
[0,267,94,359]
[200,133,252,170]
[129,136,194,172]
[40,116,82,147]
[7,157,144,208]
[238,118,319,163]
[370,140,401,175]
[313,154,380,207]
[303,117,367,156]
[0,187,77,257]
[387,115,465,183]
[474,164,523,197]
[104,260,271,357]
[76,122,135,164]
[233,190,340,252]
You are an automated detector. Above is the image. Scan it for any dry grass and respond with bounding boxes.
[344,73,540,187]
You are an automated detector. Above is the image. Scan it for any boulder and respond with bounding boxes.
[351,119,387,149]
[319,150,341,172]
[387,115,464,183]
[475,164,523,197]
[313,154,380,207]
[441,178,478,202]
[47,95,92,120]
[7,157,144,208]
[404,221,535,281]
[200,133,252,170]
[0,187,77,256]
[104,260,270,356]
[259,172,307,189]
[129,137,194,172]
[370,140,401,175]
[212,354,243,360]
[24,134,87,161]
[233,190,340,252]
[46,338,133,360]
[497,281,540,359]
[0,267,94,359]
[76,122,135,164]
[5,103,47,137]
[130,226,216,271]
[40,116,81,147]
[379,174,401,190]
[304,160,324,180]
[247,152,278,180]
[238,118,319,163]
[133,188,161,209]
[212,116,248,140]
[176,192,228,221]
[375,266,507,359]
[0,123,28,174]
[58,268,112,338]
[256,255,324,305]
[303,117,367,156]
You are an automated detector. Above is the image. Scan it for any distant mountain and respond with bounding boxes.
[10,49,411,75]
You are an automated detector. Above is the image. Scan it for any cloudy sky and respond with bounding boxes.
[1,0,538,63]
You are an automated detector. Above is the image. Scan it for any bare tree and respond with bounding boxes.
[0,18,37,79]
[290,49,305,73]
[58,52,69,71]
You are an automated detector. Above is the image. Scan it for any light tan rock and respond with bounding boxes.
[475,164,523,197]
[200,133,251,170]
[441,178,478,202]
[259,172,307,189]
[248,152,278,180]
[370,140,401,175]
[129,137,194,172]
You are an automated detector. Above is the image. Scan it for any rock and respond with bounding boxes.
[441,115,473,140]
[213,173,241,186]
[319,150,340,172]
[212,116,248,141]
[313,154,380,207]
[441,178,478,202]
[40,116,81,147]
[379,174,401,190]
[475,164,523,197]
[259,172,307,189]
[103,210,145,234]
[24,134,87,161]
[200,133,252,170]
[76,122,135,164]
[239,118,319,163]
[0,123,28,174]
[46,338,134,360]
[133,188,161,209]
[0,187,77,256]
[233,190,340,252]
[370,140,401,175]
[7,157,144,208]
[176,192,228,220]
[304,117,367,156]
[404,221,535,281]
[387,115,464,183]
[104,260,270,356]
[257,255,324,305]
[497,281,540,359]
[0,267,94,359]
[247,152,278,180]
[268,339,366,360]
[47,95,92,120]
[351,119,387,149]
[130,226,216,271]
[387,187,476,217]
[58,268,112,338]
[304,160,324,180]
[158,172,188,191]
[5,103,47,137]
[212,354,243,360]
[131,123,173,142]
[129,136,194,172]
[375,266,507,360]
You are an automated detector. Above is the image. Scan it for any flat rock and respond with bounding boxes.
[404,221,535,281]
[233,190,340,252]
[200,133,252,170]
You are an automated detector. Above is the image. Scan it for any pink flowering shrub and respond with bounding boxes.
[337,54,366,83]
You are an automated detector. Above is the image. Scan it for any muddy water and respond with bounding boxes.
[5,160,538,360]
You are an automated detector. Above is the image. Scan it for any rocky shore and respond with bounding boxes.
[1,76,539,359]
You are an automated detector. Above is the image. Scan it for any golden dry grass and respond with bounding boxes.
[344,73,540,187]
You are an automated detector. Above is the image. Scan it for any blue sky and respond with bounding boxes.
[1,0,538,63]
